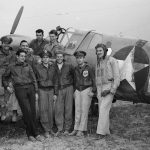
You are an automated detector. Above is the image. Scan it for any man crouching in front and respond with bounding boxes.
[2,49,44,142]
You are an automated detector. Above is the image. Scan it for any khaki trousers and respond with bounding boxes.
[74,87,92,131]
[96,84,114,135]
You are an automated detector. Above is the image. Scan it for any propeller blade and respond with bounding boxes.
[10,6,24,34]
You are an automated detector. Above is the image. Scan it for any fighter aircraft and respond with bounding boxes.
[0,5,150,118]
[60,27,150,104]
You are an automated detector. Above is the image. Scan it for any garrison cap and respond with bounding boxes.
[74,51,86,57]
[1,36,13,44]
[39,51,52,58]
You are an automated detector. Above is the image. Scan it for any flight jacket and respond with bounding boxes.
[2,61,38,92]
[74,63,96,93]
[54,62,74,90]
[34,63,58,95]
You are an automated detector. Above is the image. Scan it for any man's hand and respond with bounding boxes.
[7,87,13,93]
[27,48,33,54]
[35,93,39,101]
[101,90,110,97]
[88,91,94,97]
[53,95,57,102]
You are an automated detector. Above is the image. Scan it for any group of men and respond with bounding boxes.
[0,28,120,142]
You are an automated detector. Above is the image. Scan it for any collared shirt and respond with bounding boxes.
[44,41,62,58]
[29,39,49,55]
[57,63,63,70]
[2,61,38,92]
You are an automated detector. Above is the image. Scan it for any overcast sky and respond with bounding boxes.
[1,0,150,40]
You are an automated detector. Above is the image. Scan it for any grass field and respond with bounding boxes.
[0,101,150,150]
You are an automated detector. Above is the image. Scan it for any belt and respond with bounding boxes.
[14,83,33,88]
[39,86,54,91]
[58,84,72,90]
[77,85,91,91]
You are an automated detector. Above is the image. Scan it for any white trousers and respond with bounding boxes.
[96,84,114,135]
[74,87,92,131]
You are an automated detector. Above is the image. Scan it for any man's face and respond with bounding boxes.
[49,34,57,43]
[2,42,10,51]
[20,42,29,51]
[17,52,26,63]
[76,56,85,65]
[36,32,43,41]
[42,56,49,64]
[96,47,104,59]
[56,54,64,64]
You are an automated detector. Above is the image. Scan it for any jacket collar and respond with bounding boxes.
[15,61,28,67]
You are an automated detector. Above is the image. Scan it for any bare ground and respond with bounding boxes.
[0,101,150,150]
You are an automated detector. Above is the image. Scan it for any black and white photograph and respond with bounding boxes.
[0,0,150,149]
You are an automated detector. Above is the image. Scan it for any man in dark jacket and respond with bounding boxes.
[2,49,44,142]
[34,51,58,138]
[69,51,96,137]
[54,50,74,136]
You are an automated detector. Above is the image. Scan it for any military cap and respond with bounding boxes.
[39,51,52,58]
[74,51,86,57]
[1,36,13,44]
[55,50,66,55]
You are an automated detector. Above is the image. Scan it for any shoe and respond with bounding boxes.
[69,130,77,136]
[28,136,36,142]
[55,130,63,137]
[94,134,106,140]
[63,130,69,136]
[50,130,55,136]
[44,132,50,138]
[35,135,45,142]
[76,131,84,137]
[12,114,17,122]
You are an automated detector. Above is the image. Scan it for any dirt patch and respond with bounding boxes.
[0,101,150,150]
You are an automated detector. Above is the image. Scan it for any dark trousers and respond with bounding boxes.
[14,85,38,137]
